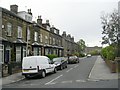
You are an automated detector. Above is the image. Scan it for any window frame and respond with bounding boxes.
[16,46,21,62]
[7,23,12,36]
[0,44,4,63]
[18,26,22,38]
[34,32,38,41]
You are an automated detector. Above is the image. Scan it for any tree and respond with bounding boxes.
[101,9,119,45]
[77,39,86,53]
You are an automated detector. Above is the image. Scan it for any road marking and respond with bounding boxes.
[74,65,79,68]
[87,79,99,82]
[61,80,72,83]
[66,68,73,72]
[76,80,86,82]
[45,74,63,85]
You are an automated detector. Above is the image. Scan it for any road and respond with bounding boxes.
[2,56,118,88]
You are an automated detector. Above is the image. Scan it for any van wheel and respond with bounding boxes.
[41,71,46,78]
[25,75,30,79]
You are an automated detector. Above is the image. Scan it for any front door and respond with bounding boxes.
[5,50,10,63]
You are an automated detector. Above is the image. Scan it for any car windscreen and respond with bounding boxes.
[53,58,61,62]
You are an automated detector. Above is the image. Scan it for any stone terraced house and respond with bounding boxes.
[0,4,80,77]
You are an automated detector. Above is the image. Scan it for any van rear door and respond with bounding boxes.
[22,57,38,73]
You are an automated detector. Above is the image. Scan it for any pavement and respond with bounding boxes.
[88,56,118,80]
[0,56,119,86]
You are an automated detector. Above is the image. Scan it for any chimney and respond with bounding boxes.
[62,31,66,37]
[50,25,54,32]
[46,20,49,24]
[71,36,74,42]
[28,9,32,15]
[10,5,18,14]
[57,29,59,35]
[67,34,71,38]
[37,16,42,25]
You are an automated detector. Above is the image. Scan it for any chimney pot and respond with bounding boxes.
[37,15,42,25]
[46,20,49,24]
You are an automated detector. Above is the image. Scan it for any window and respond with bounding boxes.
[7,23,12,36]
[18,26,22,38]
[33,47,38,56]
[0,45,4,63]
[45,48,49,55]
[16,46,21,62]
[40,34,43,42]
[45,36,48,44]
[50,37,52,44]
[23,46,26,57]
[27,27,30,40]
[54,30,57,34]
[59,40,61,46]
[53,38,55,45]
[39,48,41,56]
[34,32,38,41]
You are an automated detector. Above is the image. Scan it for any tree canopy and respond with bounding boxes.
[101,9,119,45]
[77,39,86,53]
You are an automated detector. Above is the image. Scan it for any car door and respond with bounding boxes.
[48,59,54,72]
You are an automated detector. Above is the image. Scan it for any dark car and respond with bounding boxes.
[68,56,79,64]
[52,57,67,70]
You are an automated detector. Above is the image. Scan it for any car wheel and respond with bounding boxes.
[54,68,57,73]
[41,71,46,78]
[60,66,63,70]
[65,65,67,68]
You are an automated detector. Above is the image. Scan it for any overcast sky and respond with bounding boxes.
[0,0,119,47]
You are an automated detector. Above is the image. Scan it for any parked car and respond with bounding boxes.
[68,56,79,64]
[22,56,57,79]
[52,57,67,70]
[87,54,91,57]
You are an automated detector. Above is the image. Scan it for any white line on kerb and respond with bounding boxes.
[45,74,63,85]
[66,68,73,72]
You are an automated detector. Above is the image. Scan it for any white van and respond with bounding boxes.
[22,56,57,78]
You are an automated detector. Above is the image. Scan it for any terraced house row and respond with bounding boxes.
[0,5,79,76]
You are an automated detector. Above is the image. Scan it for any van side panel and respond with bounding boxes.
[36,57,50,74]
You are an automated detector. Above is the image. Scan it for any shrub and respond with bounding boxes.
[46,54,58,60]
[79,53,85,57]
[101,45,116,60]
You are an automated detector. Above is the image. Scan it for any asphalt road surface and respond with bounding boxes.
[2,56,118,88]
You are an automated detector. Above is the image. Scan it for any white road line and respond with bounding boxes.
[45,74,63,85]
[74,65,79,68]
[76,80,86,82]
[61,80,72,83]
[66,68,73,72]
[87,79,99,82]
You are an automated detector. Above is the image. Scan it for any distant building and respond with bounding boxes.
[85,46,102,54]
